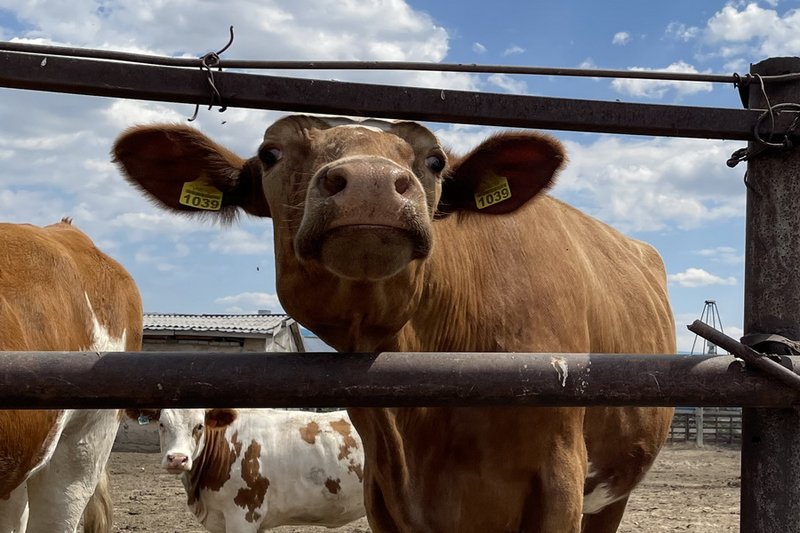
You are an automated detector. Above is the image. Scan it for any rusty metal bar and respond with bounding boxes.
[741,57,800,533]
[688,320,800,391]
[0,40,745,83]
[0,351,798,409]
[0,49,797,140]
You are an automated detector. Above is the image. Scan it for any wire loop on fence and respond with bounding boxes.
[188,26,234,122]
[727,74,800,171]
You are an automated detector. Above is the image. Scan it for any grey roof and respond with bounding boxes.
[143,313,293,336]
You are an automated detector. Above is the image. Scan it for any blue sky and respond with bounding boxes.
[1,0,798,352]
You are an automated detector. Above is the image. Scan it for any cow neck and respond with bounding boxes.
[184,426,237,507]
[277,254,427,353]
[397,211,499,353]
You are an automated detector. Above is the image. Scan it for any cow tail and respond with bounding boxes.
[82,466,113,533]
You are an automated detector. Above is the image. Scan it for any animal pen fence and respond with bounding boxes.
[1,41,800,532]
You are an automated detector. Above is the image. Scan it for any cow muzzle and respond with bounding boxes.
[296,157,433,280]
[164,453,191,473]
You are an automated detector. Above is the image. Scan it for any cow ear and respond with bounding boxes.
[205,408,237,428]
[436,132,566,216]
[112,125,270,222]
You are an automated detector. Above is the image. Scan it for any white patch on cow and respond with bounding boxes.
[550,356,568,387]
[582,482,619,514]
[319,116,396,132]
[583,462,625,514]
[84,293,127,351]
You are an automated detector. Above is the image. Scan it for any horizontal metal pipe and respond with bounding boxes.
[0,40,745,83]
[0,50,795,140]
[0,351,799,409]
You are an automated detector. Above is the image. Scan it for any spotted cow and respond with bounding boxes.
[114,115,675,532]
[125,408,365,532]
[0,219,143,532]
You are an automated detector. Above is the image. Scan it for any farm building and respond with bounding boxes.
[141,311,305,353]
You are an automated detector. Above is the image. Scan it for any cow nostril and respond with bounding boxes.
[180,456,188,464]
[319,171,347,197]
[395,176,410,195]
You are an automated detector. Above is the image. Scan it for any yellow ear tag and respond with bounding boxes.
[474,175,512,210]
[179,178,223,211]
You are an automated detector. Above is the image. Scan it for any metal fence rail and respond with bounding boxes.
[0,351,799,409]
[1,48,798,140]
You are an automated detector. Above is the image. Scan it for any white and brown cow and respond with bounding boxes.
[125,408,365,532]
[0,219,143,533]
[113,115,675,533]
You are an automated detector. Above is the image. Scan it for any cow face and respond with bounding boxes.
[263,116,446,281]
[113,116,565,347]
[126,409,236,473]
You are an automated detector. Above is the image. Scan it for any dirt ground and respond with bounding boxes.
[110,443,740,532]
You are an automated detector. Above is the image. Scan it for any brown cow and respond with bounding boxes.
[0,219,143,533]
[113,115,675,533]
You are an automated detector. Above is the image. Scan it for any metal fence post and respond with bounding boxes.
[695,407,704,447]
[741,57,800,533]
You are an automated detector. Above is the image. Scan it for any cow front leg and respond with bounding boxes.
[0,482,29,533]
[520,445,586,533]
[24,410,118,533]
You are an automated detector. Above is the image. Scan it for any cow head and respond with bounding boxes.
[113,116,565,349]
[125,408,236,473]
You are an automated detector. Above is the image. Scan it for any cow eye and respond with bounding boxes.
[194,424,204,433]
[425,154,446,173]
[259,146,283,167]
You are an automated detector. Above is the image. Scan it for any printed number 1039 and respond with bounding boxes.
[182,194,220,210]
[476,186,510,209]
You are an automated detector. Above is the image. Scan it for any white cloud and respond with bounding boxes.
[612,31,631,45]
[502,45,525,56]
[700,3,800,64]
[665,22,700,42]
[668,268,737,287]
[102,100,186,130]
[208,227,273,255]
[610,61,714,99]
[695,246,744,264]
[1,0,476,91]
[472,42,487,54]
[555,136,745,232]
[111,212,217,236]
[214,292,283,313]
[486,74,528,94]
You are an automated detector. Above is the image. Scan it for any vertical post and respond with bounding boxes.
[742,57,800,533]
[695,407,704,447]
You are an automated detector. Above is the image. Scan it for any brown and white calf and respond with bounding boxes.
[0,219,143,533]
[114,115,675,533]
[126,408,365,532]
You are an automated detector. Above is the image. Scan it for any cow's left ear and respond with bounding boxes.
[205,408,237,428]
[437,132,566,216]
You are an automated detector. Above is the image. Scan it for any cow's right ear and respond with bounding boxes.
[112,124,270,222]
[205,408,237,428]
